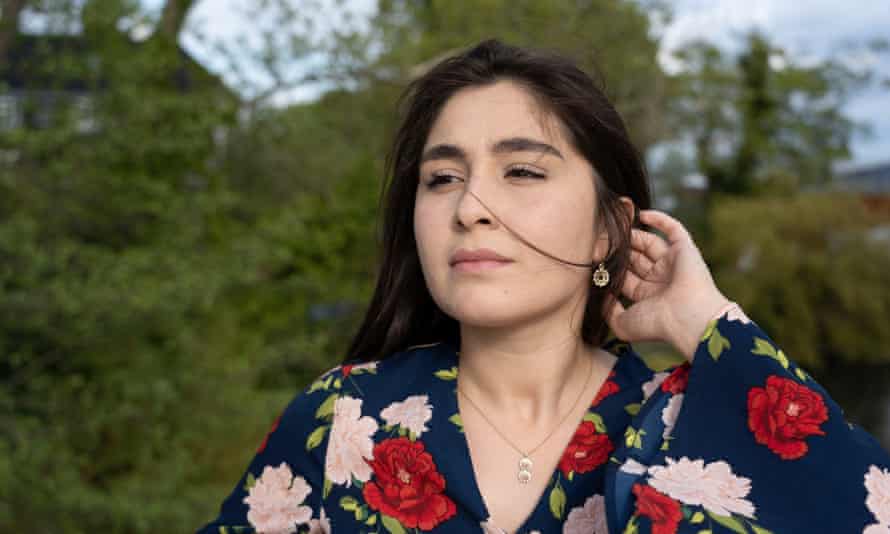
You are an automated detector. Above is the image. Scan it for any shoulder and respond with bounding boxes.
[291,341,458,422]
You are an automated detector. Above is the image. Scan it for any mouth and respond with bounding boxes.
[450,259,513,273]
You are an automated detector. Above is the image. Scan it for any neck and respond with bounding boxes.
[456,313,606,426]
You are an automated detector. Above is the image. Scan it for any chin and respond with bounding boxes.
[435,295,537,329]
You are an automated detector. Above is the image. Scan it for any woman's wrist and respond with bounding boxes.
[671,292,733,363]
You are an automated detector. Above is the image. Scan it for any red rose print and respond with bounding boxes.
[592,371,620,406]
[363,437,457,530]
[558,421,614,477]
[661,363,690,395]
[256,414,282,454]
[341,364,354,376]
[632,483,682,534]
[747,374,828,460]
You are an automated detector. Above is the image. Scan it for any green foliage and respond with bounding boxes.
[707,192,890,369]
[667,31,871,195]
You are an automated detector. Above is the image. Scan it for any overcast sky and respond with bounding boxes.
[172,0,889,167]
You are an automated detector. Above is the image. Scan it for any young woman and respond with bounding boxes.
[198,39,890,534]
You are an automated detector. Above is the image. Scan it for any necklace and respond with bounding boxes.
[457,354,595,484]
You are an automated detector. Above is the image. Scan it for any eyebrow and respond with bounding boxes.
[420,136,564,164]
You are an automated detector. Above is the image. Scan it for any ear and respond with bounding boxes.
[592,196,636,262]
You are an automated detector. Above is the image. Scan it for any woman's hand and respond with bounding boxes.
[602,209,732,363]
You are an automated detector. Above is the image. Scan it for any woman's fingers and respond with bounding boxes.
[631,227,669,264]
[638,209,692,247]
[628,249,656,282]
[621,267,661,301]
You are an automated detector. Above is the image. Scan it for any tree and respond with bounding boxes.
[667,30,875,199]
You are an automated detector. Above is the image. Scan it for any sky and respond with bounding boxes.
[168,0,890,168]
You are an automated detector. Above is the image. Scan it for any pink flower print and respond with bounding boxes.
[865,465,890,532]
[324,395,378,486]
[563,494,609,534]
[647,457,756,518]
[243,462,312,534]
[380,395,433,437]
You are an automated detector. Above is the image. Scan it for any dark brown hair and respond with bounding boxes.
[345,39,652,362]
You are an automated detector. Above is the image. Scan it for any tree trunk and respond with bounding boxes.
[157,0,196,42]
[0,0,27,59]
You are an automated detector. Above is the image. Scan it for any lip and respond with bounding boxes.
[449,247,513,267]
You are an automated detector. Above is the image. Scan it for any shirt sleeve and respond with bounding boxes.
[612,304,890,534]
[195,370,335,534]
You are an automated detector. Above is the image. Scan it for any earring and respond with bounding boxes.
[592,262,609,287]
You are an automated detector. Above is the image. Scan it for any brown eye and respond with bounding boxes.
[507,166,545,179]
[426,173,460,189]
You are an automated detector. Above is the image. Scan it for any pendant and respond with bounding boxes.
[518,454,533,484]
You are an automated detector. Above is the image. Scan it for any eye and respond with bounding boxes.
[425,172,461,189]
[506,165,546,179]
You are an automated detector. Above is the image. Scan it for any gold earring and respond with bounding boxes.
[592,262,609,287]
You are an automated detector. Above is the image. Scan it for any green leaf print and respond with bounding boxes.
[449,413,463,432]
[434,367,458,380]
[307,374,333,393]
[306,425,329,451]
[242,472,256,493]
[625,427,645,449]
[700,318,718,341]
[751,524,774,534]
[707,511,747,534]
[315,393,338,419]
[354,504,368,521]
[751,337,789,369]
[624,403,641,415]
[707,327,731,361]
[622,515,639,534]
[549,482,567,519]
[323,476,332,499]
[381,513,407,534]
[340,495,359,511]
[583,412,607,433]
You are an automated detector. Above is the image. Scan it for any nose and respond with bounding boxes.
[454,179,499,231]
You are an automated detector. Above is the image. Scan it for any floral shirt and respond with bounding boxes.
[197,306,890,534]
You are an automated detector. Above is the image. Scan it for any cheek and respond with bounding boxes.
[413,197,448,271]
[513,188,596,257]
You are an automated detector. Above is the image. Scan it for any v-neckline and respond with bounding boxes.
[437,341,626,533]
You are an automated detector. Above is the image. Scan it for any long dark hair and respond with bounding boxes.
[345,39,652,363]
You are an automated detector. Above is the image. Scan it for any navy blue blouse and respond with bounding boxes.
[197,305,890,533]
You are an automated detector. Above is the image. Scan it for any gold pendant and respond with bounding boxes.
[518,454,533,484]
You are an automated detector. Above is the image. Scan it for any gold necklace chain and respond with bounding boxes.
[457,353,595,484]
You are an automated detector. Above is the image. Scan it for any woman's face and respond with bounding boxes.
[414,80,611,329]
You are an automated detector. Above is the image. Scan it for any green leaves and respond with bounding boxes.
[448,413,464,432]
[751,337,789,369]
[243,472,257,493]
[549,482,567,519]
[625,427,646,449]
[706,511,747,534]
[380,514,406,534]
[315,393,339,420]
[706,326,731,361]
[306,425,329,451]
[434,367,458,380]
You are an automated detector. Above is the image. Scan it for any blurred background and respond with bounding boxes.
[2,0,889,531]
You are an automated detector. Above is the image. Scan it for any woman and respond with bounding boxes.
[198,39,890,534]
